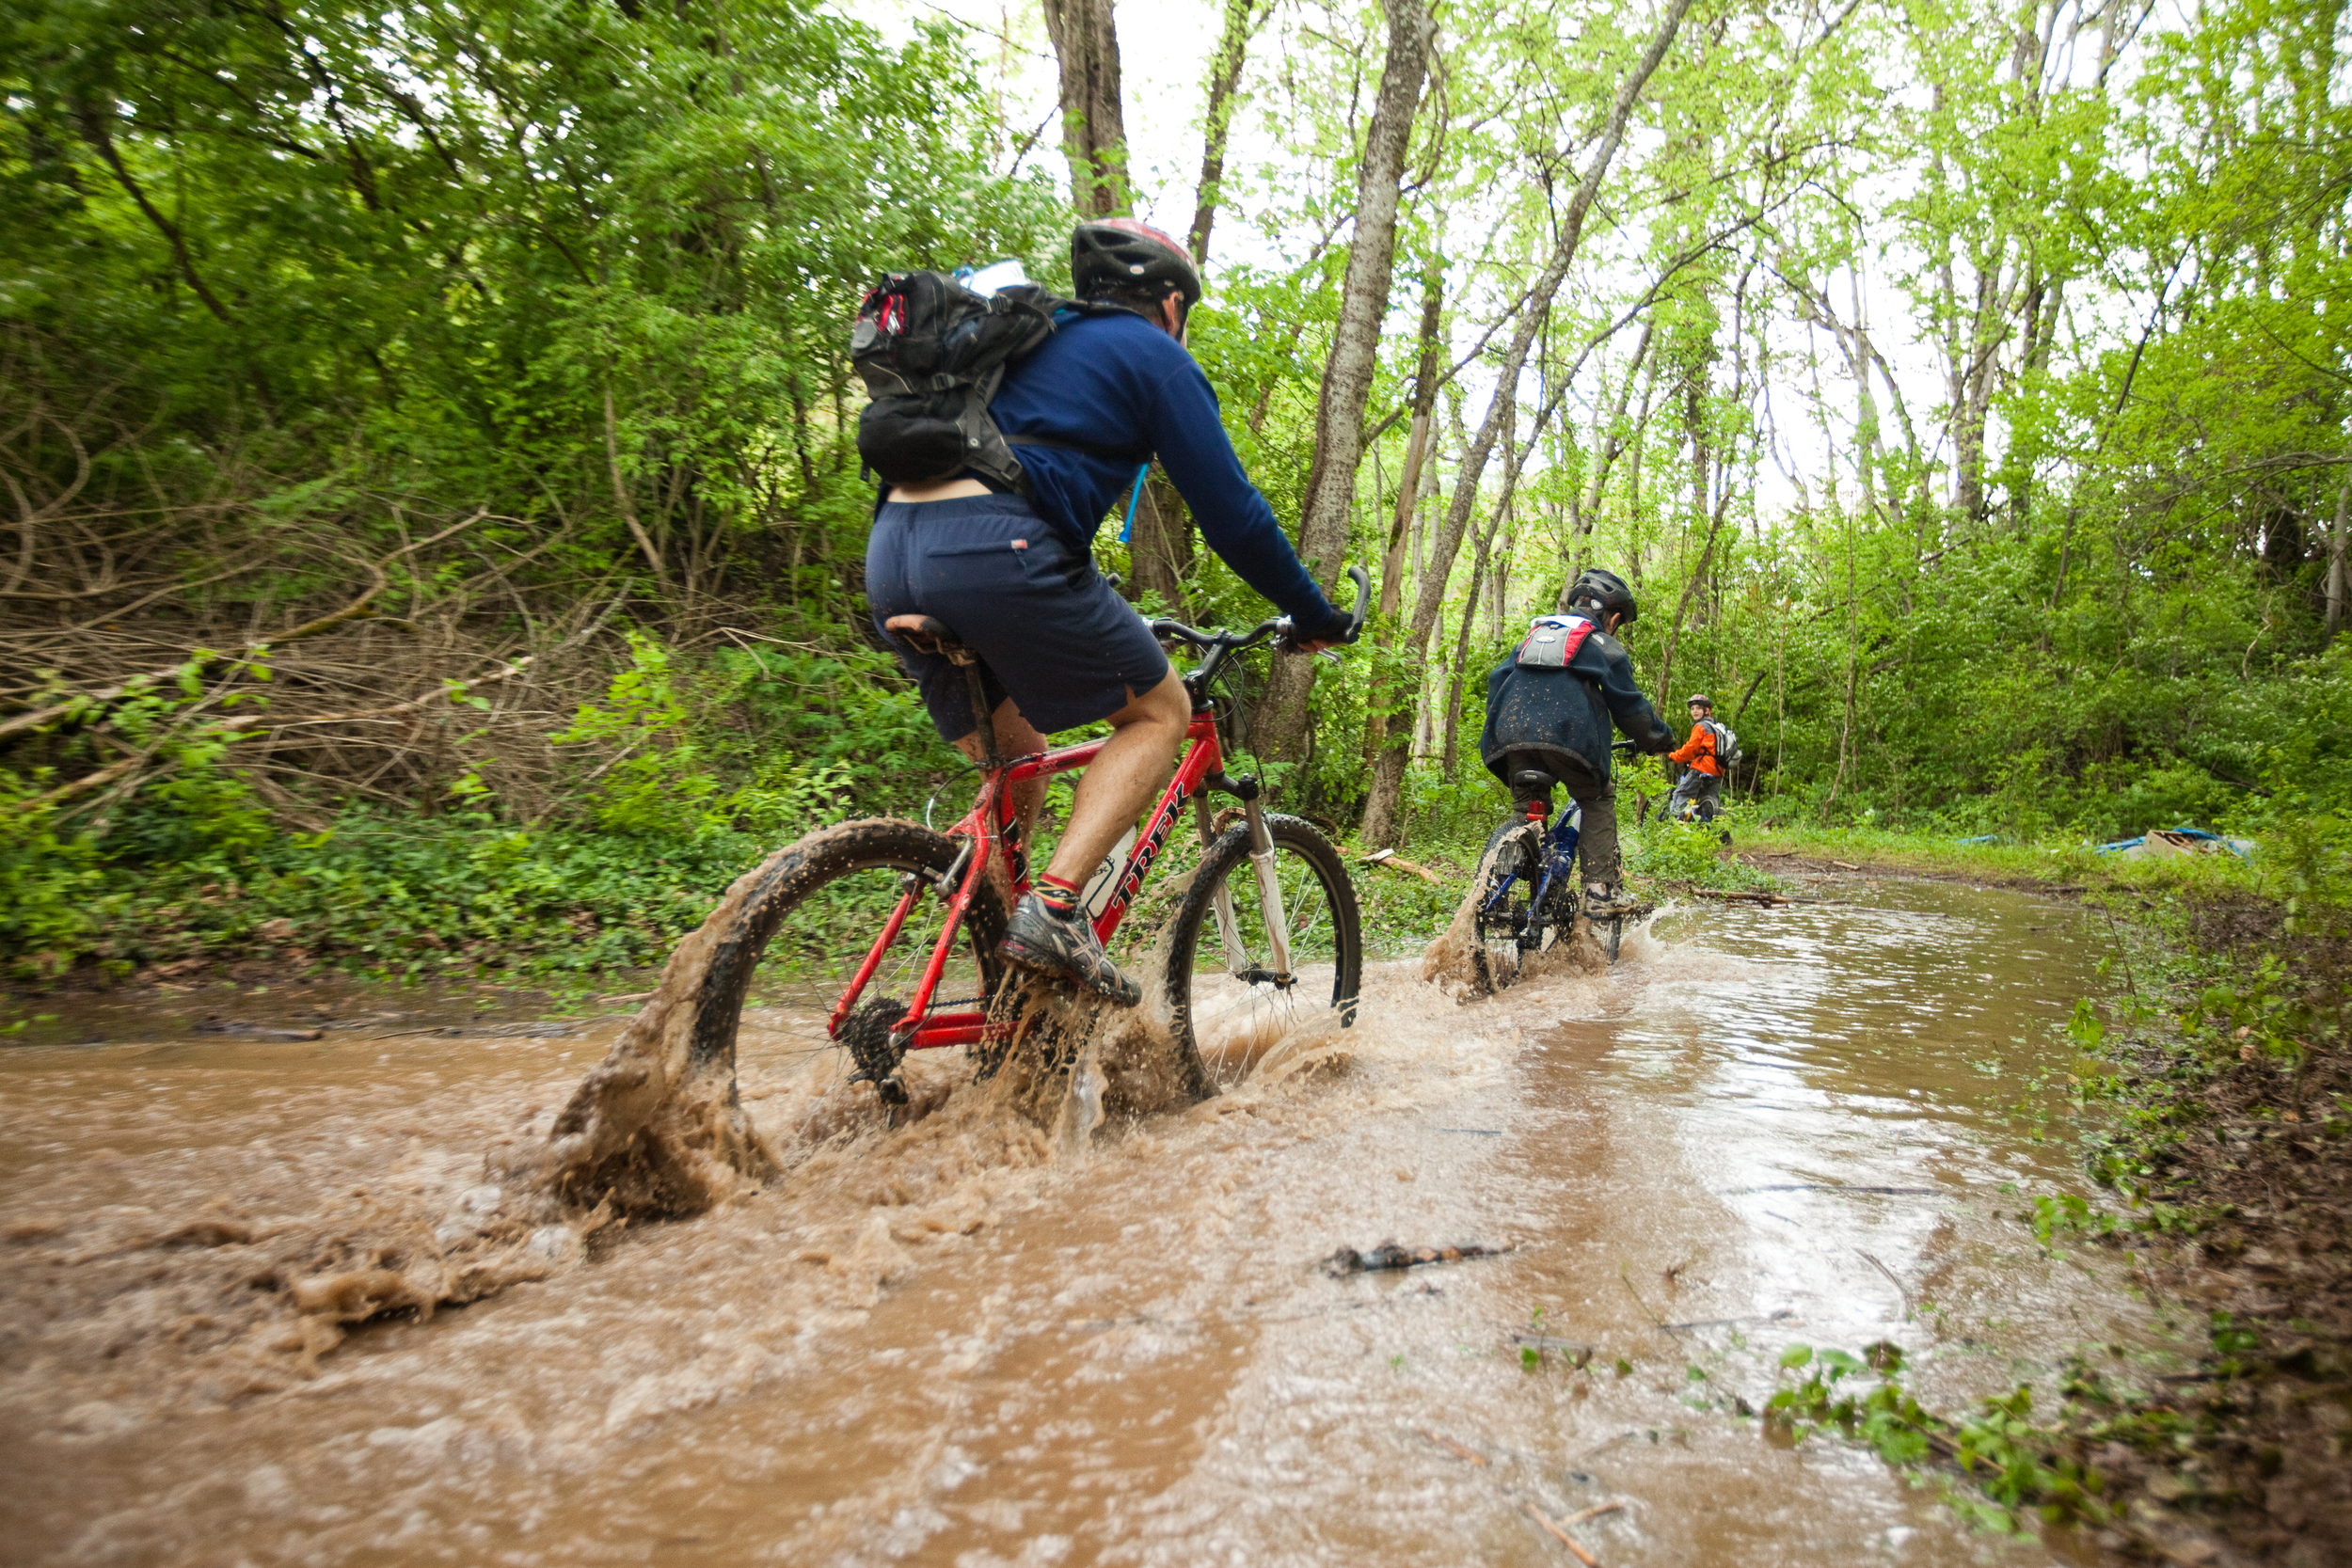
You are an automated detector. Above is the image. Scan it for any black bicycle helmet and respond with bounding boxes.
[1564,567,1638,626]
[1071,218,1202,310]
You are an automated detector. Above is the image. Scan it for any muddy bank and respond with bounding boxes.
[2048,893,2351,1565]
[1733,847,2090,895]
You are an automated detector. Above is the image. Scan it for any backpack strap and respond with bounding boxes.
[1004,434,1154,467]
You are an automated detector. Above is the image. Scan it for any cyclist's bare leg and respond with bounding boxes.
[1041,666,1190,884]
[954,700,1049,840]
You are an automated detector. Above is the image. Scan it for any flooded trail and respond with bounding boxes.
[1,878,2151,1565]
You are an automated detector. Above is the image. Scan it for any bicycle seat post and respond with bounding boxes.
[965,663,1000,771]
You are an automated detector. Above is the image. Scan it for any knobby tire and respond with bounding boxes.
[1162,813,1362,1099]
[689,817,1006,1089]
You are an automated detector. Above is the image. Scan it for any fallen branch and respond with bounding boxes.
[1684,888,1817,907]
[19,657,534,813]
[1323,1240,1515,1275]
[1422,1430,1488,1465]
[1359,847,1446,884]
[1859,1249,1915,1320]
[0,509,489,740]
[1522,1502,1600,1566]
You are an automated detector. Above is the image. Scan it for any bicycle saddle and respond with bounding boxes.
[884,613,975,665]
[1512,768,1557,796]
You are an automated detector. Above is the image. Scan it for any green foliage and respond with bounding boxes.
[1768,1344,2113,1531]
[0,788,103,974]
[19,797,849,983]
[3,0,2347,988]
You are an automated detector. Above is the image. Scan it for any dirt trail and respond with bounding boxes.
[0,879,2177,1565]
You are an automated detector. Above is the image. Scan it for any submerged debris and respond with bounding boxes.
[1322,1239,1516,1275]
[193,1019,324,1041]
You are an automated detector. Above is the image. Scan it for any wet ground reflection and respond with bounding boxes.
[0,877,2146,1565]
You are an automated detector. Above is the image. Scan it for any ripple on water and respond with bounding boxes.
[0,878,2149,1566]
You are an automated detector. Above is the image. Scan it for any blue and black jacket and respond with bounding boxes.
[1478,616,1675,786]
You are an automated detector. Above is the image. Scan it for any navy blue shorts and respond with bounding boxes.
[866,495,1171,742]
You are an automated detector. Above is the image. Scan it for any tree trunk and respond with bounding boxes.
[1359,0,1693,847]
[1361,271,1447,774]
[1442,500,1507,779]
[2329,470,2350,641]
[1128,470,1192,614]
[1488,510,1511,641]
[1188,0,1268,261]
[1253,0,1435,766]
[1041,0,1129,216]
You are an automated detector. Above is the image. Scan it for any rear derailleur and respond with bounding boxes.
[839,994,911,1106]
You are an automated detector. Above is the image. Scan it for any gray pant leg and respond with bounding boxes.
[1568,783,1620,887]
[1670,769,1721,820]
[1692,772,1722,820]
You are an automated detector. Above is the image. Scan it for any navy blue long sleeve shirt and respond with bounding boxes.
[987,309,1340,631]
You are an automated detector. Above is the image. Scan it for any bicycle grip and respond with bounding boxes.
[1342,564,1371,640]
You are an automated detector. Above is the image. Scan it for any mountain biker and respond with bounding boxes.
[866,217,1355,1006]
[1666,694,1725,822]
[1475,568,1675,916]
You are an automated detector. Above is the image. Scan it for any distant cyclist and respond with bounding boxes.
[866,219,1354,1006]
[1666,693,1726,822]
[1476,569,1675,916]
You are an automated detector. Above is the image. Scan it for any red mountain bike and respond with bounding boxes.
[691,568,1371,1109]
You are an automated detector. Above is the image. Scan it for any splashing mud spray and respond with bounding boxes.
[3,879,2153,1568]
[1420,858,1645,995]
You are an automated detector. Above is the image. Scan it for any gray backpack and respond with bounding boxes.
[1704,718,1741,768]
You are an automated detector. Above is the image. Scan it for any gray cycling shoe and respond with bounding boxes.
[998,893,1143,1006]
[1583,881,1639,918]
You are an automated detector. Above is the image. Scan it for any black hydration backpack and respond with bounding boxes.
[849,272,1140,492]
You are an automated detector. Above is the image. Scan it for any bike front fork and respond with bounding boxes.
[1195,784,1294,982]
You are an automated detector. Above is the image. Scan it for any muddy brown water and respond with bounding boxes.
[1,878,2163,1565]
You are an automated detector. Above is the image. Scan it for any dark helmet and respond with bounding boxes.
[1563,568,1638,626]
[1071,218,1202,310]
[1686,693,1713,710]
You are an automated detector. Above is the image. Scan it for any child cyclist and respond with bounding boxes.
[1665,693,1726,821]
[1475,569,1676,915]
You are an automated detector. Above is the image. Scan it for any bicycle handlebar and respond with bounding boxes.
[1151,563,1372,656]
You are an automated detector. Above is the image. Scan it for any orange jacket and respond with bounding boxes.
[1668,722,1722,777]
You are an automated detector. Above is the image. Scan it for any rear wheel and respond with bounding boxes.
[1470,818,1545,994]
[694,817,1008,1101]
[1163,814,1361,1098]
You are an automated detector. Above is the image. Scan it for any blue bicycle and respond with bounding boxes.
[1469,748,1641,992]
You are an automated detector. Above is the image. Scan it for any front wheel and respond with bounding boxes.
[1162,813,1362,1098]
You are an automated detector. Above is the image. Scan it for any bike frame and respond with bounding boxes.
[824,705,1233,1055]
[1478,798,1583,938]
